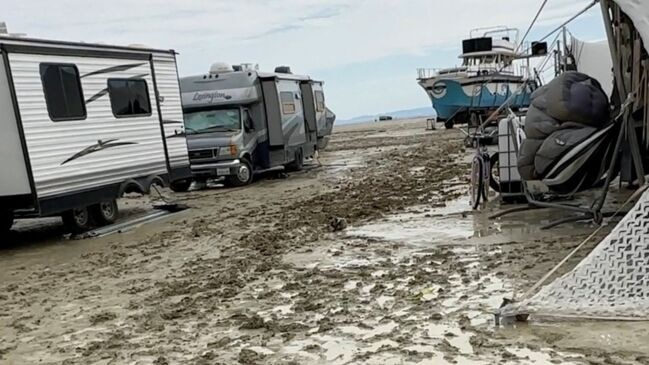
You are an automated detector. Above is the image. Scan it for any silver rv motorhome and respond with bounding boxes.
[0,36,191,233]
[179,64,334,187]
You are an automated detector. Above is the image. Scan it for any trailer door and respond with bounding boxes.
[260,78,284,147]
[299,82,317,134]
[151,53,191,181]
[0,54,32,203]
[313,83,327,138]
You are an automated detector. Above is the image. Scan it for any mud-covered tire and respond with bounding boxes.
[225,158,254,187]
[285,149,304,172]
[62,207,93,233]
[170,180,192,193]
[90,200,119,226]
[1,211,14,233]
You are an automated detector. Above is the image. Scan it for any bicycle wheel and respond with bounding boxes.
[482,152,491,202]
[470,154,484,210]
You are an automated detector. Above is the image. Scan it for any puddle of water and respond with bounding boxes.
[346,197,494,246]
[506,347,582,364]
[348,216,473,244]
[422,323,474,354]
[312,334,358,363]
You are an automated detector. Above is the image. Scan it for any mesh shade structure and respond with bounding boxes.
[501,188,649,320]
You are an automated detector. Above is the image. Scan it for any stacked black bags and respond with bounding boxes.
[518,72,610,184]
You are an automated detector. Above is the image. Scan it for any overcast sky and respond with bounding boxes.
[4,0,605,119]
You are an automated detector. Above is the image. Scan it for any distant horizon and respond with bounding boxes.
[337,106,436,124]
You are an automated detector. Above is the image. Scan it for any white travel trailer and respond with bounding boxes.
[179,64,334,187]
[0,35,191,233]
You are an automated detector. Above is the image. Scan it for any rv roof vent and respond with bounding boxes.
[128,43,149,49]
[210,62,234,74]
[275,66,292,74]
[0,22,7,34]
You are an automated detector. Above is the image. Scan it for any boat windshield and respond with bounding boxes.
[184,108,241,134]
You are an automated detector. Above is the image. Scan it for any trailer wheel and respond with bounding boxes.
[90,200,119,226]
[170,180,192,193]
[0,211,14,233]
[444,120,454,129]
[62,207,93,233]
[225,158,254,187]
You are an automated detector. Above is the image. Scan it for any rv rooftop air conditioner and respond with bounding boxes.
[275,66,292,74]
[0,22,27,38]
[240,63,259,71]
[210,62,234,74]
[128,43,149,49]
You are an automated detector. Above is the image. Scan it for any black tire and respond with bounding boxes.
[145,176,165,194]
[470,156,484,210]
[62,207,93,233]
[225,158,254,187]
[285,149,304,172]
[1,211,14,233]
[444,120,454,129]
[90,200,119,226]
[489,153,501,193]
[170,180,192,193]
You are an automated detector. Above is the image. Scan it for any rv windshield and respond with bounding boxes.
[184,109,241,134]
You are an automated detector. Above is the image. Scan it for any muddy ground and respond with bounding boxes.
[2,119,649,364]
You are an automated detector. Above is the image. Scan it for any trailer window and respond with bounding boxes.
[40,64,86,121]
[315,91,325,112]
[280,92,296,114]
[107,79,152,118]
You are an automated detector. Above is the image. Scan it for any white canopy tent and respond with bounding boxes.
[570,37,614,97]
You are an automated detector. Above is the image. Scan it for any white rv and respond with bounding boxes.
[178,64,334,187]
[0,36,191,233]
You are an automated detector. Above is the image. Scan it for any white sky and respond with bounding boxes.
[3,0,604,119]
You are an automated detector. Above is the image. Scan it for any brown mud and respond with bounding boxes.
[1,119,648,364]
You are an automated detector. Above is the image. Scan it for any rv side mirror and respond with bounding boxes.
[243,110,254,131]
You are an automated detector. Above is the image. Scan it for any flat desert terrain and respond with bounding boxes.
[2,119,648,364]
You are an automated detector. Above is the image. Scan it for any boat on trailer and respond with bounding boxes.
[417,26,541,129]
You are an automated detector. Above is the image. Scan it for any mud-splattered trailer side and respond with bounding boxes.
[0,36,191,233]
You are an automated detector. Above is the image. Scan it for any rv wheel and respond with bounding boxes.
[0,211,14,233]
[225,159,254,187]
[444,120,454,129]
[286,149,304,172]
[90,200,119,226]
[62,207,93,233]
[170,180,192,193]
